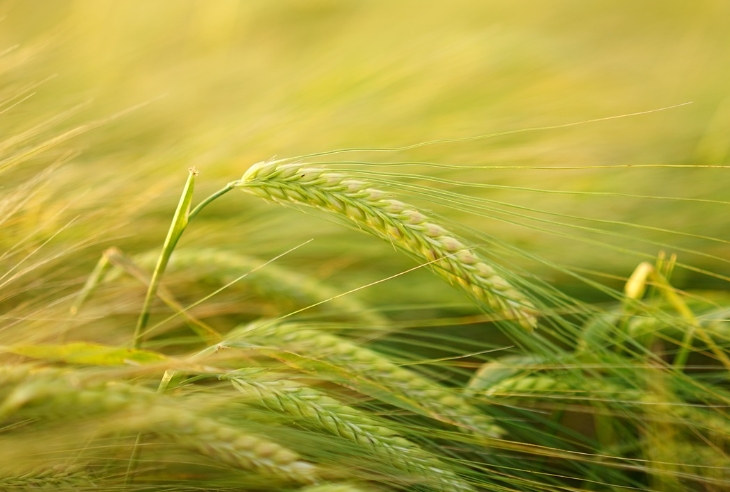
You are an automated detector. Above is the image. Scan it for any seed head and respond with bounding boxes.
[237,161,538,330]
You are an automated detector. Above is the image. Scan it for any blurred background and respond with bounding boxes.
[1,0,729,328]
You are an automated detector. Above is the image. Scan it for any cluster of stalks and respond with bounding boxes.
[2,162,727,491]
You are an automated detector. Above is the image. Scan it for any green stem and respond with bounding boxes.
[187,181,236,221]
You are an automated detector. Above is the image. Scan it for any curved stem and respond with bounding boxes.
[187,182,236,221]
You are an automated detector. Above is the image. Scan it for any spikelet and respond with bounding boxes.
[465,354,547,397]
[0,366,318,484]
[237,161,537,330]
[517,378,728,454]
[226,372,476,491]
[128,248,387,325]
[478,373,729,437]
[482,375,572,397]
[0,366,154,420]
[0,466,94,490]
[140,406,318,484]
[240,322,505,438]
[479,375,655,409]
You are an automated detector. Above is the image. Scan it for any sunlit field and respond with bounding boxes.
[1,2,729,491]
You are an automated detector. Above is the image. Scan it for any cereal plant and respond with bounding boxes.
[1,3,729,491]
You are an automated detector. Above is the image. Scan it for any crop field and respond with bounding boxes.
[1,2,728,491]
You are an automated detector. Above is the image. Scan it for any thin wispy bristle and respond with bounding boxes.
[237,161,538,330]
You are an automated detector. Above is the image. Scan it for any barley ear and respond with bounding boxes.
[0,466,94,490]
[238,322,505,438]
[236,161,537,330]
[1,366,318,485]
[225,372,477,491]
[130,247,387,325]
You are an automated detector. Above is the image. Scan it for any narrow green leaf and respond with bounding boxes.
[4,342,169,366]
[134,168,198,347]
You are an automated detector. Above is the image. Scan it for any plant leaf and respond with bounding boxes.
[4,342,169,366]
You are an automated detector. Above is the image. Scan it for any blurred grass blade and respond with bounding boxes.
[3,342,168,365]
[70,250,112,316]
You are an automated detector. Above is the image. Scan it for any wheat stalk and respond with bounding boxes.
[464,354,547,397]
[482,375,572,397]
[479,374,643,402]
[236,161,537,330]
[476,372,730,440]
[0,366,319,485]
[226,371,476,491]
[140,406,319,484]
[239,322,505,438]
[0,466,94,490]
[127,247,387,325]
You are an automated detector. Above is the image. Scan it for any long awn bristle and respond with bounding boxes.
[226,371,477,491]
[236,161,538,330]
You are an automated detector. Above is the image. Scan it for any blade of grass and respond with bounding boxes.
[133,168,198,348]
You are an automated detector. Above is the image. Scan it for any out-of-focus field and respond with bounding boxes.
[2,1,728,300]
